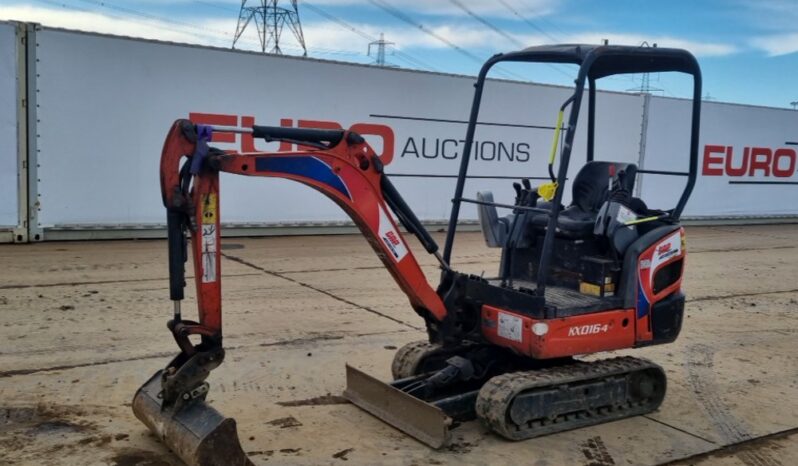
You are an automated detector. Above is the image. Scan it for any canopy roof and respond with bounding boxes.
[496,44,700,79]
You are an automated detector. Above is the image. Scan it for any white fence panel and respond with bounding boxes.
[641,96,798,218]
[0,22,19,230]
[33,28,644,232]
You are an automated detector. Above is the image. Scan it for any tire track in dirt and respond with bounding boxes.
[222,253,422,330]
[0,273,261,290]
[689,288,798,303]
[661,427,798,466]
[579,436,616,466]
[685,343,783,466]
[0,330,409,379]
[217,244,793,275]
[705,226,797,242]
[0,352,175,378]
[0,403,145,466]
[642,415,716,444]
[689,245,796,254]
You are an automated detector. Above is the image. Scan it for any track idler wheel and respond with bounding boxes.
[391,341,444,379]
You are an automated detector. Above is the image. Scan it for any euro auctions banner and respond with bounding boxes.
[0,22,18,228]
[642,97,798,218]
[27,26,798,235]
[32,27,643,228]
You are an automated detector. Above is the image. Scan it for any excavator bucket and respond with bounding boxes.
[343,364,452,449]
[132,370,253,466]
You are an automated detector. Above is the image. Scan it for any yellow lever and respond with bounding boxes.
[538,182,557,201]
[624,215,665,226]
[549,109,564,166]
[538,110,565,202]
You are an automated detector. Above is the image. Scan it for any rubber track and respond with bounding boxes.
[476,356,665,440]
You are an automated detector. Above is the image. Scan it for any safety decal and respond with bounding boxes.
[497,312,523,343]
[616,204,637,226]
[201,194,217,225]
[201,224,217,283]
[378,206,408,262]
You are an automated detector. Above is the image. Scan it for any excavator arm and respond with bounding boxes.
[160,119,447,339]
[135,119,450,466]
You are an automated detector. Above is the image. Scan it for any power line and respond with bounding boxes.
[496,0,558,43]
[367,0,526,80]
[189,0,436,70]
[367,0,484,65]
[192,0,236,12]
[72,0,277,52]
[496,1,640,86]
[449,0,524,47]
[510,0,570,38]
[52,0,368,59]
[302,1,437,71]
[37,0,251,49]
[451,0,574,81]
[537,14,569,38]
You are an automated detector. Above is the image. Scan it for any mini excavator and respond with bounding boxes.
[133,44,702,466]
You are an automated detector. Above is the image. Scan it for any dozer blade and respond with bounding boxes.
[132,370,253,466]
[343,364,452,449]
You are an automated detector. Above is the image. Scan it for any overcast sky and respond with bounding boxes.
[2,0,796,108]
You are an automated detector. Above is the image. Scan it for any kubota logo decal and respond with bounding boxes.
[377,206,408,262]
[656,240,679,261]
[385,231,401,246]
[647,231,683,282]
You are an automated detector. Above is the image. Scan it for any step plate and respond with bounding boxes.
[343,364,452,449]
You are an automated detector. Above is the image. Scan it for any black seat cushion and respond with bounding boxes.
[531,161,637,238]
[531,205,595,238]
[571,161,636,212]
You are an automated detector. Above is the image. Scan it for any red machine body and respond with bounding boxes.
[136,44,701,465]
[159,120,687,361]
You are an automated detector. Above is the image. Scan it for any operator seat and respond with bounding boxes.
[531,161,637,238]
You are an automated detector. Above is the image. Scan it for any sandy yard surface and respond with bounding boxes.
[1,225,797,465]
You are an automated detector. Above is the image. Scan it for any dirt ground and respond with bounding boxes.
[1,224,797,466]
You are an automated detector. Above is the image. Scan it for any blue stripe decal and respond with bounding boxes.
[255,156,351,199]
[637,283,650,319]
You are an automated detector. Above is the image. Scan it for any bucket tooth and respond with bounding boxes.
[132,370,253,466]
[343,364,452,449]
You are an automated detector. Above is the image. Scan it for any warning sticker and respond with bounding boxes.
[202,193,217,225]
[497,312,523,343]
[377,207,408,262]
[616,205,636,226]
[201,224,217,283]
